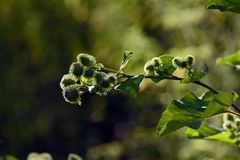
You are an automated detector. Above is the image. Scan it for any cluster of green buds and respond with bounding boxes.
[144,57,163,76]
[172,55,195,70]
[223,114,240,138]
[60,53,117,106]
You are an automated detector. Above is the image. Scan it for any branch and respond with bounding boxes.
[227,110,240,117]
[100,67,240,113]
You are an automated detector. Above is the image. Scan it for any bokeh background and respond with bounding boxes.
[1,0,240,159]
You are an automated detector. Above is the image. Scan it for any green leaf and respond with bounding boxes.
[181,64,208,83]
[115,75,144,97]
[205,0,240,14]
[216,51,240,70]
[5,155,18,160]
[204,92,236,117]
[159,55,177,74]
[157,92,206,137]
[149,55,177,83]
[207,132,240,144]
[187,120,202,129]
[157,91,235,137]
[232,92,239,101]
[119,51,134,71]
[186,124,240,145]
[150,77,163,83]
[186,124,221,138]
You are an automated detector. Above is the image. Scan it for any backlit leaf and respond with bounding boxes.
[217,51,240,71]
[119,51,134,71]
[186,124,240,145]
[205,0,240,13]
[115,75,144,97]
[157,91,235,137]
[159,55,177,74]
[181,64,208,83]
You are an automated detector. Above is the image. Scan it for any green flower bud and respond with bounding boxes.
[181,61,187,68]
[236,120,240,129]
[155,70,164,76]
[172,55,195,69]
[101,80,110,88]
[27,152,53,160]
[223,121,236,132]
[144,60,155,75]
[186,55,195,66]
[151,57,162,67]
[229,133,237,139]
[80,67,97,85]
[83,68,95,78]
[69,62,83,78]
[60,74,77,90]
[172,57,182,68]
[77,53,96,66]
[68,153,82,160]
[223,114,235,122]
[107,73,117,84]
[172,57,190,68]
[97,63,104,68]
[95,72,116,86]
[88,85,107,96]
[62,85,81,105]
[95,71,107,84]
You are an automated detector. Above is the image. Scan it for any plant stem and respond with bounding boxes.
[100,67,240,113]
[192,80,218,94]
[227,110,240,117]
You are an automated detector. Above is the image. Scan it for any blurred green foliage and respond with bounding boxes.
[0,0,240,159]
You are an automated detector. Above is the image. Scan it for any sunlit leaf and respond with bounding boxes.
[204,92,236,117]
[186,124,221,138]
[149,55,177,83]
[115,75,144,97]
[186,124,240,145]
[157,91,235,137]
[159,55,177,74]
[181,64,208,83]
[119,51,134,71]
[217,51,240,71]
[205,0,240,13]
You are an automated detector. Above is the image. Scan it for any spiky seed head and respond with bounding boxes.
[63,85,81,105]
[151,57,162,67]
[236,120,240,129]
[107,73,117,84]
[173,57,188,68]
[223,114,235,122]
[181,61,187,68]
[69,62,83,77]
[60,74,77,90]
[223,121,235,132]
[186,55,195,66]
[101,80,110,88]
[83,68,95,78]
[172,57,182,68]
[77,53,96,66]
[144,60,155,74]
[95,71,107,84]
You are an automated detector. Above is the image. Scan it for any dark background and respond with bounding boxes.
[0,0,240,159]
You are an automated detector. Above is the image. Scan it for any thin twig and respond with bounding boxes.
[100,67,240,113]
[227,110,240,117]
